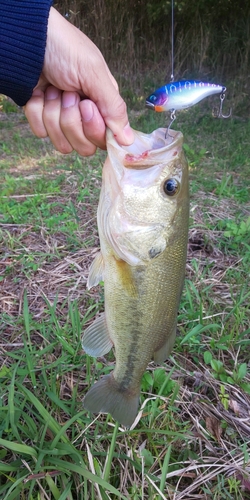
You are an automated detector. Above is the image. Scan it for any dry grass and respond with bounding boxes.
[0,188,246,333]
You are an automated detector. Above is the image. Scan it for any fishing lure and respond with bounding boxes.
[146,80,230,116]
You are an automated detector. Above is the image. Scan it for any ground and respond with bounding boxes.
[0,96,250,499]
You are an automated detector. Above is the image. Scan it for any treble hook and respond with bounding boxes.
[165,109,176,138]
[216,87,232,118]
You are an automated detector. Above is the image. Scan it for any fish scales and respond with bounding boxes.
[82,127,189,427]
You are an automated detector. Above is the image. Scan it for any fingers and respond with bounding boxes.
[24,87,107,156]
[60,93,106,155]
[24,89,47,137]
[79,99,106,149]
[43,87,73,154]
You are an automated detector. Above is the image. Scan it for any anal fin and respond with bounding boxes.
[82,313,113,357]
[153,328,176,364]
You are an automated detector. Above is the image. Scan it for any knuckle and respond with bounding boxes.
[36,130,48,139]
[103,97,128,130]
[53,136,73,155]
[57,142,73,154]
[78,144,96,157]
[113,97,127,120]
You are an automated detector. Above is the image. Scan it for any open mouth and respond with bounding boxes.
[145,101,165,112]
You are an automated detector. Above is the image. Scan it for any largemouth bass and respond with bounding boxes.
[82,127,189,427]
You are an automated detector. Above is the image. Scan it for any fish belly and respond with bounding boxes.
[83,212,188,427]
[106,223,188,389]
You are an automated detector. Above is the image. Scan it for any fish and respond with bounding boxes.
[82,127,189,427]
[146,80,226,112]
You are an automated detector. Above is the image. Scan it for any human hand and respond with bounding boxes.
[24,7,134,156]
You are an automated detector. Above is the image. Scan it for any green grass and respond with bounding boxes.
[0,94,250,499]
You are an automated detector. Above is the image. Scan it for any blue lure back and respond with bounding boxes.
[146,80,226,112]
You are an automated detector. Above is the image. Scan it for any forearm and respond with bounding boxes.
[0,0,53,105]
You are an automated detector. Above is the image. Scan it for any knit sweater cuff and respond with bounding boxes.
[0,0,53,106]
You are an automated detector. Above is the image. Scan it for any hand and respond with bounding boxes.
[24,7,134,156]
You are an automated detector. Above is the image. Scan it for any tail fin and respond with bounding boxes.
[83,374,139,427]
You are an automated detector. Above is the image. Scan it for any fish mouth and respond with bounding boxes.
[154,105,165,112]
[145,101,155,110]
[145,101,165,112]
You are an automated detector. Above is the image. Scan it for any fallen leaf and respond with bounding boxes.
[205,416,222,442]
[229,399,240,415]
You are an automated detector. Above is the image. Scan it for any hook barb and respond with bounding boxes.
[216,90,232,119]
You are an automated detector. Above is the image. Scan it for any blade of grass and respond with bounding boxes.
[0,437,37,457]
[46,391,74,415]
[149,366,176,423]
[45,474,62,499]
[42,294,75,356]
[8,363,21,441]
[159,445,172,494]
[103,420,119,482]
[48,457,127,500]
[23,338,37,387]
[23,289,30,339]
[180,323,220,345]
[50,410,86,448]
[16,384,65,437]
[3,479,27,500]
[0,463,21,472]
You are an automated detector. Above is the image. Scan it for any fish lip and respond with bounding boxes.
[145,101,155,110]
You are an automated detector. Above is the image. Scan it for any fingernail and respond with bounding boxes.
[46,87,60,100]
[62,92,77,108]
[122,123,134,144]
[81,100,94,122]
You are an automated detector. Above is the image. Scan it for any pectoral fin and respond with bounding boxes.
[82,313,113,357]
[114,258,138,298]
[87,252,104,289]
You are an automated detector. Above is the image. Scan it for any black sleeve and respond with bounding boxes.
[0,0,53,106]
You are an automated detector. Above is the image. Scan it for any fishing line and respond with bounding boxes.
[170,0,174,82]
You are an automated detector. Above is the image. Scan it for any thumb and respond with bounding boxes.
[99,92,134,145]
[80,59,134,145]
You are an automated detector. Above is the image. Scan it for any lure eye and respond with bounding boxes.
[163,178,179,196]
[149,94,157,102]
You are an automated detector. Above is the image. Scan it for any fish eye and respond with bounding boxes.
[163,178,179,196]
[149,94,157,102]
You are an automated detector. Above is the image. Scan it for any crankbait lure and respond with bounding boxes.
[146,80,231,134]
[146,80,227,112]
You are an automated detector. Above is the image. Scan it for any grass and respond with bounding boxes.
[0,93,250,499]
